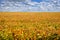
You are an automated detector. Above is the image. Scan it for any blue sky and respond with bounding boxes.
[0,0,60,12]
[0,0,2,3]
[32,0,43,2]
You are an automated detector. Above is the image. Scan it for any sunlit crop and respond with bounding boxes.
[0,12,60,40]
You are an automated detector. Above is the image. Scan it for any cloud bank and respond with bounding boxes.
[0,0,60,12]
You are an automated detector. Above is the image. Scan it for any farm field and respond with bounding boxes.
[0,12,60,40]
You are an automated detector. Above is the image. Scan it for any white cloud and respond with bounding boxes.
[0,0,60,12]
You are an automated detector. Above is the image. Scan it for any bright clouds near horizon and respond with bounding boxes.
[0,0,60,12]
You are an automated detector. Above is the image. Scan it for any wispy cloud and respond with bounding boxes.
[0,0,60,12]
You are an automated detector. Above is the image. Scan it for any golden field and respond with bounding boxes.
[0,12,60,40]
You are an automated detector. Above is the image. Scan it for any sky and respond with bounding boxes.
[32,0,43,2]
[0,0,60,12]
[0,0,43,2]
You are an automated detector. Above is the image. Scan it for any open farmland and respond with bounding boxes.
[0,12,60,40]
